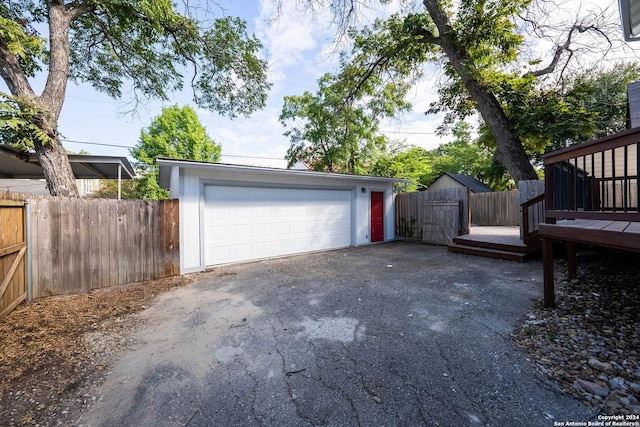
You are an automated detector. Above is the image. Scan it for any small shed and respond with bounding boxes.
[427,172,493,193]
[157,158,408,273]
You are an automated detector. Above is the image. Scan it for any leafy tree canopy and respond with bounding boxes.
[131,104,221,165]
[477,62,640,161]
[0,0,270,196]
[275,0,626,182]
[128,104,221,199]
[369,143,432,192]
[280,71,410,174]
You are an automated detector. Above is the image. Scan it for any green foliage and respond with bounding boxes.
[94,179,138,199]
[62,1,270,117]
[130,104,220,199]
[425,122,495,186]
[1,0,270,196]
[280,71,409,174]
[454,0,528,67]
[2,0,270,123]
[0,92,54,149]
[370,122,511,192]
[131,104,221,165]
[477,62,640,158]
[131,170,169,200]
[552,63,640,146]
[369,144,432,192]
[0,5,45,77]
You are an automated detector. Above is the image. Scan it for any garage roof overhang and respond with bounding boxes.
[0,144,136,179]
[156,157,411,189]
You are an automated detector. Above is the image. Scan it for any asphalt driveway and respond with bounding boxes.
[79,242,590,426]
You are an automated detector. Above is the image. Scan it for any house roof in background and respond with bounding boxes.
[0,179,52,196]
[440,172,494,193]
[0,145,136,180]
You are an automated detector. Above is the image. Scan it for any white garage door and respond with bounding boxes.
[204,185,352,265]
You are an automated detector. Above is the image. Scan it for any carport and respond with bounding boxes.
[157,158,408,273]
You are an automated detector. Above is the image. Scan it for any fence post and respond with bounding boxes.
[25,200,32,302]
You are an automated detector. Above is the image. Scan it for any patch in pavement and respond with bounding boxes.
[297,316,363,343]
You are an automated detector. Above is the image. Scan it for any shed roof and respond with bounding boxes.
[436,172,494,193]
[157,157,410,189]
[0,144,136,180]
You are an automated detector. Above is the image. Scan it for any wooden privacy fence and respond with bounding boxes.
[29,198,179,299]
[0,200,27,319]
[470,191,519,226]
[395,188,469,244]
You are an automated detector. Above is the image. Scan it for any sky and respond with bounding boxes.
[3,0,632,169]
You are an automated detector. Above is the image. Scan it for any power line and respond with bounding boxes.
[62,139,132,149]
[380,129,480,135]
[61,138,284,160]
[379,130,439,135]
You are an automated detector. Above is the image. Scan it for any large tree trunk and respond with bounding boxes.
[423,0,538,182]
[0,1,80,197]
[35,137,79,197]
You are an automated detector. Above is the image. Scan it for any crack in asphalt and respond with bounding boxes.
[434,338,490,424]
[266,318,315,426]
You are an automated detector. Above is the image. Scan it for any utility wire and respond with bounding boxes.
[61,138,284,160]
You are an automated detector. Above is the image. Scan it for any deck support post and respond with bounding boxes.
[566,241,576,280]
[542,237,555,308]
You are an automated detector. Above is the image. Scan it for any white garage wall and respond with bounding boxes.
[162,162,403,273]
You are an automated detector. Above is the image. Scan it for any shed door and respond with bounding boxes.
[204,186,352,265]
[370,191,384,242]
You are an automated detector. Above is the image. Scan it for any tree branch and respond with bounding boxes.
[65,1,95,20]
[524,22,614,79]
[0,43,37,98]
[416,27,441,45]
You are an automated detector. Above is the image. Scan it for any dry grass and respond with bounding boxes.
[0,276,191,426]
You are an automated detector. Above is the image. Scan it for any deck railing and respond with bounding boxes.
[543,127,640,222]
[521,193,545,243]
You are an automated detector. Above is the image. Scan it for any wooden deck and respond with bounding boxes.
[539,219,640,250]
[540,219,640,308]
[448,226,540,261]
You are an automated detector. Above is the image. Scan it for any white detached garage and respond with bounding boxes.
[158,158,408,273]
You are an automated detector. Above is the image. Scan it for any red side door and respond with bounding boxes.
[370,191,384,243]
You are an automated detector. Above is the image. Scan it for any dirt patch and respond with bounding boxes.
[0,276,192,427]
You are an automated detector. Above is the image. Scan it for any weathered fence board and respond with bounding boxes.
[0,200,27,319]
[395,192,423,239]
[423,202,460,245]
[470,191,519,226]
[395,188,469,244]
[24,198,180,299]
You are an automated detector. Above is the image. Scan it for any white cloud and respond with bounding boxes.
[201,106,290,168]
[255,0,335,86]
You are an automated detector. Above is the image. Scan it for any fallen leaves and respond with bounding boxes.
[0,275,191,426]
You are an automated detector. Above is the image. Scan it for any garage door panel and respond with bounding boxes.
[254,223,273,237]
[273,222,290,234]
[204,186,352,265]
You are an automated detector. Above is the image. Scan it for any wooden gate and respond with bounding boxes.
[422,188,469,245]
[0,200,27,318]
[422,201,461,245]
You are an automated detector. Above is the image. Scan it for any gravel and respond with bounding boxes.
[513,248,640,416]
